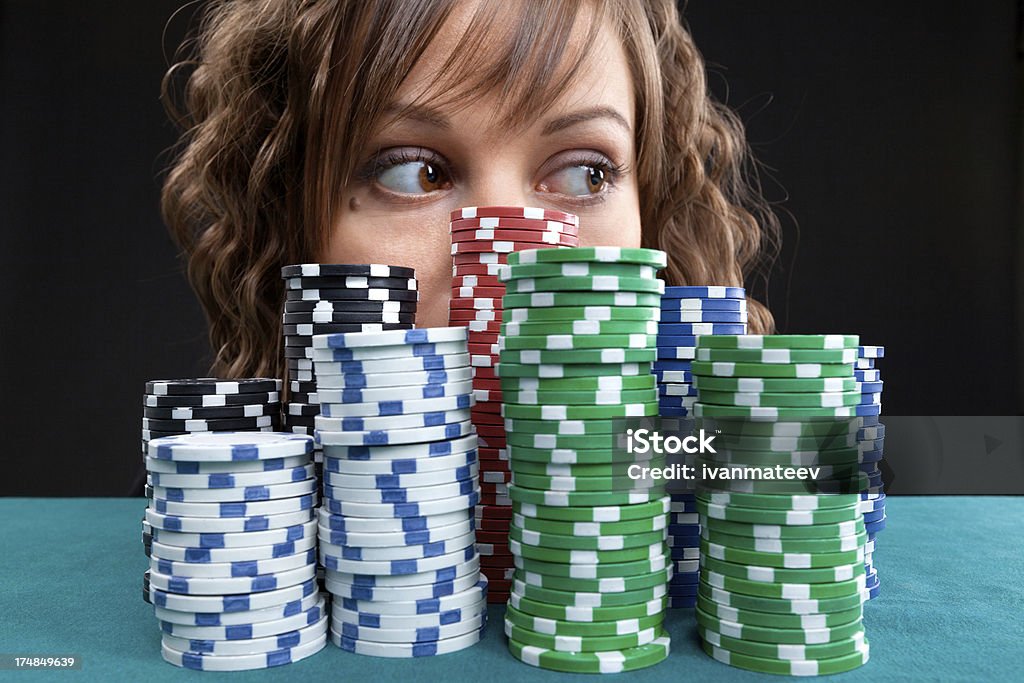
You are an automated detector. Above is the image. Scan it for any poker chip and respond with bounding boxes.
[305,323,485,647]
[146,378,282,396]
[687,335,871,674]
[487,246,677,670]
[445,210,585,601]
[285,288,419,302]
[283,275,416,291]
[140,428,323,666]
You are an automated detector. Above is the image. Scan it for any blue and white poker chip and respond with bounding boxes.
[333,610,485,644]
[161,620,326,669]
[151,547,317,579]
[325,554,480,588]
[148,463,315,489]
[658,311,748,324]
[150,533,316,564]
[325,450,477,478]
[319,518,474,548]
[336,578,487,616]
[149,478,317,504]
[310,341,466,363]
[323,462,477,489]
[323,477,475,504]
[314,408,471,433]
[325,568,480,602]
[858,346,885,359]
[150,493,317,518]
[660,298,746,312]
[311,352,471,376]
[312,327,466,349]
[145,508,315,534]
[322,489,480,518]
[154,589,321,627]
[329,624,483,657]
[317,507,472,534]
[320,544,477,576]
[323,434,478,462]
[148,433,314,463]
[657,323,747,336]
[316,421,476,447]
[319,531,475,563]
[662,286,745,299]
[316,367,473,391]
[149,577,318,613]
[320,393,475,417]
[158,596,326,640]
[654,370,695,384]
[149,519,317,550]
[144,453,312,475]
[315,381,474,403]
[148,563,316,596]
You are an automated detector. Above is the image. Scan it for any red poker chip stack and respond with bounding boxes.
[448,206,580,602]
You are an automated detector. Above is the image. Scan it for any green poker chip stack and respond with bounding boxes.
[691,335,871,675]
[498,247,672,673]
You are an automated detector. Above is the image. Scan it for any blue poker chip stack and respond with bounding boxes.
[143,431,326,671]
[856,345,886,599]
[141,378,285,600]
[310,327,488,657]
[281,264,420,469]
[655,286,748,607]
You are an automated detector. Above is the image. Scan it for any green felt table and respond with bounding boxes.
[2,497,1022,681]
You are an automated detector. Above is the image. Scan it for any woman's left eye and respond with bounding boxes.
[538,163,614,197]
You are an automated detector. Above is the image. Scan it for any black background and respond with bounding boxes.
[1,1,1020,496]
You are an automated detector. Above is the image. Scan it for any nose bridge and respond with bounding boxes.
[456,118,535,209]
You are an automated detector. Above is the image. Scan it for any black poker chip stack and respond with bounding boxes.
[139,377,284,601]
[280,264,418,468]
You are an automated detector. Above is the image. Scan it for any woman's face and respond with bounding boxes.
[323,5,641,327]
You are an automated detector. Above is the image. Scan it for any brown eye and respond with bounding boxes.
[377,160,451,194]
[418,163,445,192]
[540,164,610,197]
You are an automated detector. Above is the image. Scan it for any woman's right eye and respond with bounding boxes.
[375,155,453,195]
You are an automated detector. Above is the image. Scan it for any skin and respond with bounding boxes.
[322,3,641,327]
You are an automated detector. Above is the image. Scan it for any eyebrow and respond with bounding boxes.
[385,102,630,136]
[541,106,631,136]
[385,103,452,131]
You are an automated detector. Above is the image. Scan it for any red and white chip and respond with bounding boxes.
[450,297,502,310]
[451,229,577,245]
[451,286,506,298]
[452,274,504,289]
[450,205,579,226]
[450,216,579,234]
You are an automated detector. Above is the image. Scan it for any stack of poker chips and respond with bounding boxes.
[856,345,886,599]
[447,206,580,602]
[690,335,871,676]
[143,432,325,671]
[654,285,748,608]
[141,378,284,599]
[498,247,673,674]
[309,328,487,657]
[281,264,418,466]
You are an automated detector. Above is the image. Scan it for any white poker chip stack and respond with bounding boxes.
[654,286,748,608]
[310,327,488,657]
[143,432,325,671]
[281,264,419,470]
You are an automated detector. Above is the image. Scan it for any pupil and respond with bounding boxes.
[588,167,604,190]
[423,164,438,184]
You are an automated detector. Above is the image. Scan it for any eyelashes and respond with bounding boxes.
[354,146,629,203]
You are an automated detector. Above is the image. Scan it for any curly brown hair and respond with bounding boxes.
[161,0,778,378]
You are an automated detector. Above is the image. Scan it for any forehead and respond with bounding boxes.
[392,0,635,131]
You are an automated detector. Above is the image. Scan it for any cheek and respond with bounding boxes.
[322,211,453,328]
[575,197,642,249]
